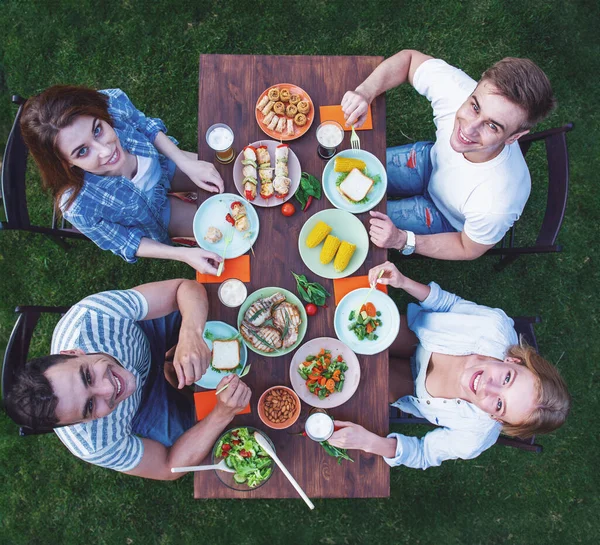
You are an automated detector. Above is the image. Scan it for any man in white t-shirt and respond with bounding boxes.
[342,50,555,260]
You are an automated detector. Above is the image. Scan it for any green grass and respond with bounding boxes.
[1,0,599,543]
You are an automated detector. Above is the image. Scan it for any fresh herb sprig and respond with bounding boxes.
[295,172,322,210]
[292,271,330,306]
[320,441,354,464]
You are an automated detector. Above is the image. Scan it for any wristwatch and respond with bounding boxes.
[401,230,416,255]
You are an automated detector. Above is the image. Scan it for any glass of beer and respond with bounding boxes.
[316,121,344,160]
[206,123,235,164]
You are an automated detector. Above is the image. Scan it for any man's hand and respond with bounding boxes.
[368,261,406,289]
[182,248,223,275]
[173,327,211,388]
[179,158,224,194]
[341,90,371,128]
[369,211,407,250]
[214,375,252,419]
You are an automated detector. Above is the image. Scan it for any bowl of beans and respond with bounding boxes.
[258,386,301,430]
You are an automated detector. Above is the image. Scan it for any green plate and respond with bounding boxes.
[298,209,369,279]
[237,287,307,357]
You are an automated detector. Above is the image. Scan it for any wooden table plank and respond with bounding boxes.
[194,54,389,499]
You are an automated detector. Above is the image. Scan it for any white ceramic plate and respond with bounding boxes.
[322,149,387,214]
[193,193,259,258]
[195,321,248,389]
[233,140,301,207]
[289,337,360,409]
[334,288,400,355]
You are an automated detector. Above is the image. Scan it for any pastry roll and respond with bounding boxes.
[262,101,275,116]
[257,95,270,111]
[275,117,286,133]
[286,119,295,136]
[267,114,279,131]
[263,111,276,126]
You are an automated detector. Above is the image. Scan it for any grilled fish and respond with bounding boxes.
[244,292,286,326]
[240,321,283,353]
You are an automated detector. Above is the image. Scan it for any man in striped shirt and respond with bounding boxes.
[5,279,251,480]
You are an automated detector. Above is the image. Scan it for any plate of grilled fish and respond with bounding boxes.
[233,140,301,207]
[193,193,259,258]
[237,287,307,357]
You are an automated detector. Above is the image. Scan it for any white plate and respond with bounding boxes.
[322,149,387,214]
[195,321,248,389]
[232,140,301,207]
[193,193,259,258]
[334,288,400,355]
[289,337,360,409]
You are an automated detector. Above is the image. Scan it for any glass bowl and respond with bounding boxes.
[211,426,276,491]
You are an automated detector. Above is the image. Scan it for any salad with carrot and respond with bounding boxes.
[297,348,348,399]
[348,302,382,341]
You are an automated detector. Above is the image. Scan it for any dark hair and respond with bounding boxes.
[481,57,556,130]
[20,85,113,210]
[502,342,571,438]
[4,354,77,430]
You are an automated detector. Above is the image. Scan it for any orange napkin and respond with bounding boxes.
[194,391,251,421]
[195,255,251,284]
[333,275,388,306]
[319,105,373,131]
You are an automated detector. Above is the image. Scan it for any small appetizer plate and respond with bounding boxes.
[334,288,401,355]
[193,193,259,258]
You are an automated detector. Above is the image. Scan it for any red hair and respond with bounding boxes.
[20,85,113,210]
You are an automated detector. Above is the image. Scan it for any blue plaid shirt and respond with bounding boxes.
[61,89,178,263]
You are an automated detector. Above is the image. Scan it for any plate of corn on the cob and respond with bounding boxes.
[298,209,369,279]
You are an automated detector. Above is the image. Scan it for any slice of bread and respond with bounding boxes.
[212,339,241,370]
[339,168,374,202]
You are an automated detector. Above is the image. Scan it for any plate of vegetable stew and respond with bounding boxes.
[289,337,360,409]
[334,288,400,355]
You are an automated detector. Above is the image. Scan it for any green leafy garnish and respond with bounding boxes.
[319,441,354,464]
[291,271,330,306]
[295,172,322,209]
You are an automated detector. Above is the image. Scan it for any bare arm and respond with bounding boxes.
[124,375,251,480]
[342,49,433,127]
[136,237,222,275]
[368,212,493,261]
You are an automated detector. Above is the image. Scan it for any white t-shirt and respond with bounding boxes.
[131,154,162,199]
[412,59,531,245]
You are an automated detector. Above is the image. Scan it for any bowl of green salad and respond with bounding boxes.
[212,427,275,490]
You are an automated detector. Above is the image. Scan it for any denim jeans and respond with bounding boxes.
[386,142,456,235]
[131,311,195,447]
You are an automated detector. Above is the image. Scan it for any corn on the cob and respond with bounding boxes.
[320,235,341,264]
[333,241,356,272]
[306,221,332,248]
[334,157,367,173]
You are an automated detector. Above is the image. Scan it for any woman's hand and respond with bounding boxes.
[368,261,406,289]
[179,158,224,194]
[182,248,223,275]
[341,90,370,128]
[369,211,407,250]
[329,420,397,458]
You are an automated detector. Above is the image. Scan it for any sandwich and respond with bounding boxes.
[338,168,374,202]
[211,339,241,370]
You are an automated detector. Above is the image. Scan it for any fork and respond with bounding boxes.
[216,228,234,277]
[350,125,361,150]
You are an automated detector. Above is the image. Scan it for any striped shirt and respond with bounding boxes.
[51,289,150,472]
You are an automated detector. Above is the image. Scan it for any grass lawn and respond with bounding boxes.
[1,1,599,544]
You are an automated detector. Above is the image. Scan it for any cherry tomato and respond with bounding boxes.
[281,203,296,217]
[221,444,231,451]
[305,303,318,316]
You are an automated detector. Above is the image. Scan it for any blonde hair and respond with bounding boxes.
[501,341,570,438]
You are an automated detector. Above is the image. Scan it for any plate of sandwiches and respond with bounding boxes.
[232,140,301,207]
[322,149,388,214]
[193,193,259,257]
[195,321,248,389]
[255,83,314,141]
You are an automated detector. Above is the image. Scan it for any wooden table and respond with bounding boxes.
[194,54,389,499]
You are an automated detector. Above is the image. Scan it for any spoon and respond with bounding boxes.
[253,431,314,510]
[171,459,235,474]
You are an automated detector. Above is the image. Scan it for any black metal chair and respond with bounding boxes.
[0,95,88,248]
[389,316,544,453]
[489,123,574,270]
[1,305,70,436]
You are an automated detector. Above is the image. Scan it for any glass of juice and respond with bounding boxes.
[316,121,344,160]
[217,278,248,308]
[304,410,334,442]
[206,123,235,164]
